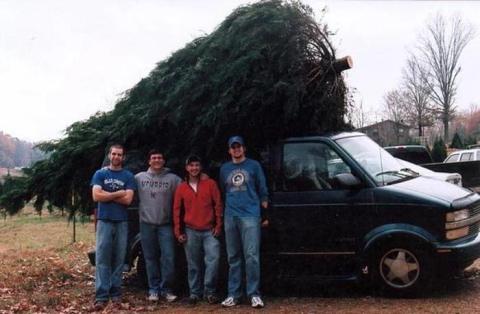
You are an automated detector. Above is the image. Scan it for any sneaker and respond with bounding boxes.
[147,292,159,302]
[251,296,264,308]
[206,294,219,304]
[221,296,239,307]
[164,292,178,303]
[93,300,108,311]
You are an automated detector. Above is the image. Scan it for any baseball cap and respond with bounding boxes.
[228,136,245,147]
[185,154,202,165]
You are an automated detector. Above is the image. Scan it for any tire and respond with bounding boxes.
[370,241,433,297]
[135,250,148,287]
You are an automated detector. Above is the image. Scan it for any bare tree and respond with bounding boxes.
[350,100,368,129]
[383,89,409,123]
[345,87,369,129]
[383,89,410,143]
[417,14,475,141]
[401,55,435,137]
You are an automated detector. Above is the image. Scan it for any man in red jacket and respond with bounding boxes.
[173,155,223,305]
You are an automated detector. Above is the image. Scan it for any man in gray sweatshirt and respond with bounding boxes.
[135,149,182,302]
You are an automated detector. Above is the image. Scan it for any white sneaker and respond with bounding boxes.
[251,296,264,308]
[147,292,159,301]
[221,296,239,307]
[164,292,178,303]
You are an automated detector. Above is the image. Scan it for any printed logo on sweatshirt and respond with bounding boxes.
[227,169,249,192]
[140,180,171,191]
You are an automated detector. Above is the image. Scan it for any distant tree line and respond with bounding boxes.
[0,131,44,168]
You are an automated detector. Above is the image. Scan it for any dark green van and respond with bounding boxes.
[262,132,480,295]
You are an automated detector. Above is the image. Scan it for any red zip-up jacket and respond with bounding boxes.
[173,177,223,239]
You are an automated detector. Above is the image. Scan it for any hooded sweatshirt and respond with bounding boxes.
[173,176,223,238]
[135,167,182,225]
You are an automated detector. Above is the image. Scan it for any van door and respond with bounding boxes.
[269,141,375,276]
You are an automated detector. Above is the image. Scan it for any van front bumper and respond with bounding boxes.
[435,232,480,270]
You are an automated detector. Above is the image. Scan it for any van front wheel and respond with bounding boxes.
[371,242,433,296]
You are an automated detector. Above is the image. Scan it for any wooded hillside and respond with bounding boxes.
[0,131,43,168]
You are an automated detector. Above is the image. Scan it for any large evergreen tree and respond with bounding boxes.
[431,137,447,162]
[1,0,350,216]
[450,132,464,149]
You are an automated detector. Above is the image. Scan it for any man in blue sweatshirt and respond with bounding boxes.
[219,136,268,309]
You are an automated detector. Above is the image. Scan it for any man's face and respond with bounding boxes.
[149,154,165,171]
[228,143,246,159]
[186,161,202,177]
[109,147,124,167]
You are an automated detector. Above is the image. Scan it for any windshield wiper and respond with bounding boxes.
[375,169,418,178]
[399,168,420,176]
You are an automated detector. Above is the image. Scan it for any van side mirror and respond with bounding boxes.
[333,173,362,189]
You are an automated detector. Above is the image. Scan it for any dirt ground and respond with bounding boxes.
[1,214,480,313]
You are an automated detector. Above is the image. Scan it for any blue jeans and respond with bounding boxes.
[95,220,128,301]
[140,222,176,295]
[224,216,261,299]
[183,228,221,298]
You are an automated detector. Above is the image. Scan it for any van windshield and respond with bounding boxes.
[336,136,418,185]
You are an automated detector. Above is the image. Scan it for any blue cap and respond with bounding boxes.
[228,136,245,147]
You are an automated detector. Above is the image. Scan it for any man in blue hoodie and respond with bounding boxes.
[219,136,268,309]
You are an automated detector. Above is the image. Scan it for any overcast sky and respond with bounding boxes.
[1,0,479,142]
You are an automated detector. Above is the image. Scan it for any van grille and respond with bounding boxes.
[467,202,480,237]
[469,203,480,217]
[469,221,480,237]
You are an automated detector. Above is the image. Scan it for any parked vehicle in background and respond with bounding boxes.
[444,149,480,163]
[383,145,470,189]
[384,145,433,165]
[396,158,462,187]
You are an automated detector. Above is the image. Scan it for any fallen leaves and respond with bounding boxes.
[0,243,94,313]
[0,239,480,313]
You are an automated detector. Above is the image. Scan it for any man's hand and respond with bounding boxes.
[212,228,221,237]
[178,234,187,243]
[114,189,134,206]
[261,201,269,227]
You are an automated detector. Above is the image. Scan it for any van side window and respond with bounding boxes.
[282,142,352,191]
[445,154,459,163]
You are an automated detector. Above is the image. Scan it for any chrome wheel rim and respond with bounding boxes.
[379,248,420,288]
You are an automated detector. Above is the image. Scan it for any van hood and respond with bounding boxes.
[390,176,474,203]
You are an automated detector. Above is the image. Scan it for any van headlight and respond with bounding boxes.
[446,227,470,240]
[446,209,469,222]
[445,209,471,240]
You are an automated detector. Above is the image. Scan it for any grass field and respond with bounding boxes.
[0,207,95,252]
[0,207,97,312]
